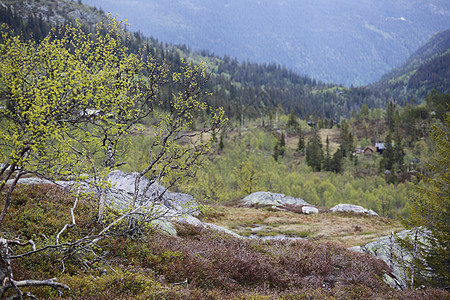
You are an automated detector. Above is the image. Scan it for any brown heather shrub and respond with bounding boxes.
[144,227,286,290]
[392,288,450,300]
[103,223,450,299]
[277,240,334,279]
[3,185,450,299]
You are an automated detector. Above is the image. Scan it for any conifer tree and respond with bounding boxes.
[286,112,299,132]
[297,127,305,153]
[399,113,449,288]
[386,101,396,133]
[279,133,286,157]
[273,142,279,161]
[306,129,323,171]
[340,121,353,157]
[219,133,225,151]
[381,133,394,171]
[330,147,343,173]
[394,132,405,171]
[323,135,331,171]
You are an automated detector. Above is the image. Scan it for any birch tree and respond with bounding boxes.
[0,16,225,298]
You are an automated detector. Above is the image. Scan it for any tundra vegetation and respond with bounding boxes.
[0,1,449,298]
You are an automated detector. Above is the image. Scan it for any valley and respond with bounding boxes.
[0,0,448,299]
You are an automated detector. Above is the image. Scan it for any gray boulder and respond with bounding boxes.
[350,229,431,290]
[10,171,236,237]
[302,206,319,214]
[330,204,379,216]
[241,191,310,207]
[107,170,199,215]
[367,209,379,216]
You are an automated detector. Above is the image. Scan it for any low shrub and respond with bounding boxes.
[2,185,449,299]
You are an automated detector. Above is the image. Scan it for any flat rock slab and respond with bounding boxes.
[330,204,378,216]
[241,191,310,207]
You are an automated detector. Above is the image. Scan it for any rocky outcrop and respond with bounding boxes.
[350,229,431,290]
[106,170,198,215]
[241,191,310,207]
[105,171,242,236]
[10,171,237,237]
[330,204,379,216]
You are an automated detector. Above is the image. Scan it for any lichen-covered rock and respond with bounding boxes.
[151,218,241,238]
[107,170,198,215]
[12,172,235,237]
[241,191,310,207]
[302,206,319,214]
[349,230,428,290]
[330,204,379,216]
[203,222,241,238]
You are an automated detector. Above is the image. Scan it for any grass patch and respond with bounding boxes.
[204,205,403,247]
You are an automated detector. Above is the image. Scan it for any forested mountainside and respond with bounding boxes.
[0,0,392,122]
[374,29,450,100]
[83,0,450,86]
[1,0,448,121]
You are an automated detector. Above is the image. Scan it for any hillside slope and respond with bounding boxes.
[1,0,393,120]
[83,0,450,86]
[373,29,450,101]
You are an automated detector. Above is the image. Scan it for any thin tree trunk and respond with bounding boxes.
[98,189,106,223]
[0,171,23,226]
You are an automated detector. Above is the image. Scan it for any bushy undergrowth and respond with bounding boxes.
[2,184,448,299]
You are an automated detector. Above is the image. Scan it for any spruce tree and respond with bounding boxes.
[330,147,343,173]
[340,121,353,157]
[286,112,299,132]
[381,133,394,171]
[399,114,449,288]
[323,135,331,171]
[219,133,225,151]
[297,127,305,153]
[306,129,323,171]
[273,142,279,161]
[393,132,405,171]
[279,133,286,157]
[386,101,396,133]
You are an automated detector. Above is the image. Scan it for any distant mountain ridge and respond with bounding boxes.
[2,0,446,121]
[83,0,450,86]
[373,29,450,100]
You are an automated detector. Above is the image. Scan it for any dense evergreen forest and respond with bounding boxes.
[374,29,450,100]
[2,0,448,125]
[0,1,392,123]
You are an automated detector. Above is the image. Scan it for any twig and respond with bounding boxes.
[172,278,188,287]
[56,187,80,245]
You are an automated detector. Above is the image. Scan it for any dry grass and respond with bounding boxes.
[284,127,341,154]
[318,128,341,153]
[201,205,403,247]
